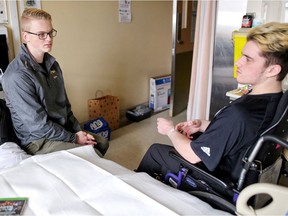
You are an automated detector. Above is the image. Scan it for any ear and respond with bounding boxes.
[22,31,29,43]
[266,64,281,78]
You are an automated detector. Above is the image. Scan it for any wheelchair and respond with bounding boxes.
[165,91,288,214]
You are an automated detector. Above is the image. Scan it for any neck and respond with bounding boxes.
[33,54,44,64]
[250,83,282,95]
[26,44,44,63]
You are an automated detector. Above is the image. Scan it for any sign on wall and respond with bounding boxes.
[19,0,41,15]
[119,0,131,23]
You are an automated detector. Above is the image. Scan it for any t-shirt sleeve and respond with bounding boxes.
[191,106,247,171]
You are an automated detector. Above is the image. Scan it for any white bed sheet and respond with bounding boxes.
[0,145,231,215]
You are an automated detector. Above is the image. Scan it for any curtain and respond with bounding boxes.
[187,1,217,120]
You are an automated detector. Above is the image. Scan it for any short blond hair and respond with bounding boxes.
[247,22,288,81]
[21,8,52,32]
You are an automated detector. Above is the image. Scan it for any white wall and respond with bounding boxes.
[247,0,286,22]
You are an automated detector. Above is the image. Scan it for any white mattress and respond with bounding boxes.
[0,145,231,215]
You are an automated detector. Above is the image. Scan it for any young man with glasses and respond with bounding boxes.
[137,22,288,181]
[1,8,109,157]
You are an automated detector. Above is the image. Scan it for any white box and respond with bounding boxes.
[149,75,171,112]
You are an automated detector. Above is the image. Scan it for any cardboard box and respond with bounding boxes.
[149,75,171,112]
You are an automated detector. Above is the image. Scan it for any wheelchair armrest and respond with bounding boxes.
[169,151,233,192]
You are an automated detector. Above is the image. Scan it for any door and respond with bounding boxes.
[170,0,197,117]
[209,0,247,119]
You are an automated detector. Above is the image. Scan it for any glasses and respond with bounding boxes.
[25,29,57,40]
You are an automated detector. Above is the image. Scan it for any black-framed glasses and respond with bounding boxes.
[25,29,57,40]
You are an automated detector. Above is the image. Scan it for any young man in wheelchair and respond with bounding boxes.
[137,22,288,185]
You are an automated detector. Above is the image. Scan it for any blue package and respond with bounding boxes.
[84,117,111,141]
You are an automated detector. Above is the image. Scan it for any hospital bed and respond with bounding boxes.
[0,145,231,215]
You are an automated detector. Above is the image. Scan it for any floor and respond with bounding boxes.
[105,109,186,170]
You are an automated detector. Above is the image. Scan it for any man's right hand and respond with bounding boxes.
[75,131,97,145]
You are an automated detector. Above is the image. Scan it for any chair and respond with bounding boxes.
[165,91,288,214]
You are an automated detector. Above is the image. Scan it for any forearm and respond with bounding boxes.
[66,111,81,132]
[168,129,201,164]
[65,94,81,132]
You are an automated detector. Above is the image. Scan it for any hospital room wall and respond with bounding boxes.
[9,1,173,123]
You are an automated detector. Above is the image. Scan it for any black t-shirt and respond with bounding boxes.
[191,92,282,172]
